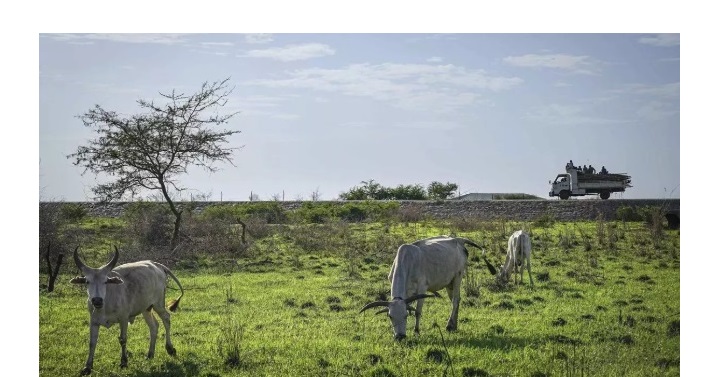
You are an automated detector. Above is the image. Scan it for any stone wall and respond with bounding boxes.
[41,199,679,222]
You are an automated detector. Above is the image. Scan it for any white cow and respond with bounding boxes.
[497,230,534,286]
[360,236,497,340]
[70,246,184,375]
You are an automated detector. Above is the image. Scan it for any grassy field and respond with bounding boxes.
[39,217,680,376]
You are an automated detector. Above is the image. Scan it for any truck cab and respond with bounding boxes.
[550,173,573,200]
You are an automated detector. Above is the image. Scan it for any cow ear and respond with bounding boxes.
[106,276,124,284]
[70,276,87,284]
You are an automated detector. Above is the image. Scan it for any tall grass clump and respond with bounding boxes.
[558,225,576,251]
[595,213,606,247]
[533,213,556,228]
[641,206,666,249]
[216,319,246,368]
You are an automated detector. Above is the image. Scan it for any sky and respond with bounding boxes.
[9,1,727,375]
[39,32,680,201]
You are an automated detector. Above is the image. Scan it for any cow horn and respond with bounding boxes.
[101,246,120,272]
[375,308,389,315]
[359,301,390,313]
[404,293,437,304]
[73,246,87,271]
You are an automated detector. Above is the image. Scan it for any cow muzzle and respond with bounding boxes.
[91,297,103,308]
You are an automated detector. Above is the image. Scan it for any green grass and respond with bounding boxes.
[40,219,679,376]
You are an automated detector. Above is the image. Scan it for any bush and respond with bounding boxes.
[59,203,88,222]
[616,205,642,222]
[292,201,399,224]
[202,202,287,224]
[39,203,63,274]
[123,201,173,249]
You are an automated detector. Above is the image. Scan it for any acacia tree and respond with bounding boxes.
[68,78,241,249]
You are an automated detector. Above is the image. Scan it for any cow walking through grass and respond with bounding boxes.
[70,246,184,375]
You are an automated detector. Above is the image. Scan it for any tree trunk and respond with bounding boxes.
[236,218,246,245]
[45,243,64,293]
[171,212,182,249]
[158,177,182,250]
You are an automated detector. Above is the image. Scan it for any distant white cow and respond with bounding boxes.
[70,246,184,376]
[360,236,497,340]
[498,230,534,286]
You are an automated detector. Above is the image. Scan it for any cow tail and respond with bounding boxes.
[461,238,498,276]
[156,263,184,312]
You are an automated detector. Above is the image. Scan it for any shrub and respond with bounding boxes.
[39,202,63,274]
[397,205,425,223]
[292,201,399,224]
[59,203,88,222]
[616,205,642,222]
[123,201,174,249]
[202,202,287,224]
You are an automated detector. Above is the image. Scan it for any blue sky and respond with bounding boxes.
[40,33,680,201]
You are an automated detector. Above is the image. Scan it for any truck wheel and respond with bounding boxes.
[600,192,611,200]
[559,190,570,200]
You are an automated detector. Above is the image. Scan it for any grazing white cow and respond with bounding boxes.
[70,246,184,376]
[497,230,534,286]
[360,236,497,340]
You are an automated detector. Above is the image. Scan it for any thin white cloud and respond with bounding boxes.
[613,82,679,98]
[225,95,301,121]
[554,81,572,87]
[638,34,679,47]
[200,42,234,47]
[341,121,373,129]
[427,56,443,63]
[271,113,301,120]
[43,33,190,45]
[504,53,601,75]
[524,103,627,125]
[393,120,461,131]
[241,43,335,61]
[245,34,274,44]
[636,101,679,120]
[191,49,230,57]
[247,63,523,113]
[611,82,680,121]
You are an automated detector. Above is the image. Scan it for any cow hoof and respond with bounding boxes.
[120,361,128,368]
[80,367,92,376]
[166,344,177,356]
[147,352,155,359]
[446,324,457,332]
